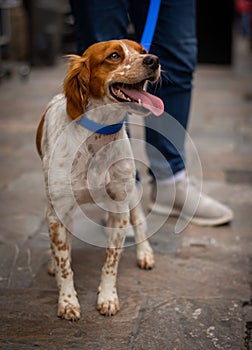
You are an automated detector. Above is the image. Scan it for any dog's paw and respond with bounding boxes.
[137,245,155,270]
[57,294,80,321]
[97,287,120,316]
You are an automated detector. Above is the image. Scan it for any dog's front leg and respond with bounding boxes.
[47,206,80,321]
[96,156,134,316]
[97,210,129,317]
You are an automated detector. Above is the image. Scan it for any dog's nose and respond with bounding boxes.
[142,55,160,70]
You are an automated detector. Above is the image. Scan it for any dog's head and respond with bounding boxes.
[64,39,164,120]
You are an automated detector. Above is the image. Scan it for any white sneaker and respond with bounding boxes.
[149,177,234,226]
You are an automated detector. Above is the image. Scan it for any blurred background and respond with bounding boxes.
[0,0,251,80]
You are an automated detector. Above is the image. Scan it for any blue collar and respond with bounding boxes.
[77,115,124,135]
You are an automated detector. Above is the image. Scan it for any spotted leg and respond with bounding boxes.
[47,206,80,321]
[130,184,155,269]
[97,211,129,316]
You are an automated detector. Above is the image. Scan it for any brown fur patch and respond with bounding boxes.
[36,114,45,157]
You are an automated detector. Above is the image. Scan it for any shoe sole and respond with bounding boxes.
[148,202,233,227]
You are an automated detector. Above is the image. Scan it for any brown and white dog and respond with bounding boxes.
[36,39,164,321]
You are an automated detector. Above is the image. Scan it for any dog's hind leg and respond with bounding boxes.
[130,184,155,269]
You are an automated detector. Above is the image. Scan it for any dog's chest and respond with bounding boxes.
[71,132,127,190]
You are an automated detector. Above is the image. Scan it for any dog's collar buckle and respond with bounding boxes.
[77,115,124,135]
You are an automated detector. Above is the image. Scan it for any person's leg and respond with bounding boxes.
[136,0,197,179]
[70,0,130,55]
[131,0,233,226]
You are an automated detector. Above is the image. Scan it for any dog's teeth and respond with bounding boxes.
[138,99,142,105]
[114,87,132,102]
[116,89,125,98]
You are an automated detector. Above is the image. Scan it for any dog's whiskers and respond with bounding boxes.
[161,69,174,85]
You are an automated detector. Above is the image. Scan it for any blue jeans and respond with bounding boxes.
[70,0,197,179]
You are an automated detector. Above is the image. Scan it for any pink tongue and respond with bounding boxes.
[120,86,164,116]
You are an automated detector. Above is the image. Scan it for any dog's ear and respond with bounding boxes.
[64,55,90,120]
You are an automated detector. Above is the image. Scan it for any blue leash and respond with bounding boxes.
[140,0,161,51]
[77,0,161,134]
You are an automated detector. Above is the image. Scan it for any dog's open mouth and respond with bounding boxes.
[110,82,164,116]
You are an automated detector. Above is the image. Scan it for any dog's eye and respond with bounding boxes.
[141,49,148,54]
[107,52,121,60]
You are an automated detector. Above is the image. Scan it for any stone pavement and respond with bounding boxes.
[0,36,252,350]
